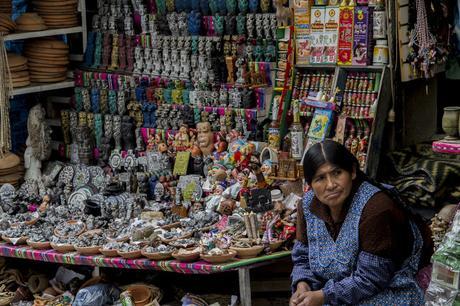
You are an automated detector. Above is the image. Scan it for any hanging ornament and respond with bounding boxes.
[0,35,12,157]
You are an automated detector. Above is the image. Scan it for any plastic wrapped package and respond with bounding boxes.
[425,280,458,306]
[72,284,120,306]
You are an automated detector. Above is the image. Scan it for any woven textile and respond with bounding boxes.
[386,144,460,208]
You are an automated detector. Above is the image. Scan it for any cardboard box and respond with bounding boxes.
[352,6,373,65]
[323,7,339,64]
[310,7,326,64]
[337,7,354,65]
[296,25,312,64]
[295,7,311,25]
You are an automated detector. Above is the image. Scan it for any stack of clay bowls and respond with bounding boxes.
[24,39,69,83]
[33,0,79,29]
[0,13,15,34]
[0,0,11,15]
[7,53,30,88]
[15,13,47,32]
[0,152,23,188]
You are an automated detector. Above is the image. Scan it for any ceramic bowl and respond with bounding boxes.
[74,245,101,256]
[269,240,284,252]
[172,249,200,262]
[26,239,51,250]
[50,242,75,253]
[54,220,86,238]
[2,235,28,245]
[230,245,264,259]
[141,249,173,261]
[99,248,119,257]
[200,249,237,264]
[117,249,142,259]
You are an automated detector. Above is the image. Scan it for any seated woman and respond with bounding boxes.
[290,140,429,306]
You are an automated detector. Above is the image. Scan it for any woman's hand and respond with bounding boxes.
[290,282,310,306]
[290,287,325,306]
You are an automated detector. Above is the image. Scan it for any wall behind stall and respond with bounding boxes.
[398,77,438,147]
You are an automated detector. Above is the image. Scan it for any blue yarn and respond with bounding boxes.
[216,0,227,15]
[84,31,96,67]
[192,0,201,11]
[208,0,218,15]
[248,0,258,13]
[200,0,210,15]
[136,87,146,102]
[188,11,202,36]
[91,88,100,113]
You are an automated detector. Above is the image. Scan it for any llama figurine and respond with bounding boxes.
[273,0,291,27]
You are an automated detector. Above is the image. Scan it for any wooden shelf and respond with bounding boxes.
[4,27,83,41]
[295,64,386,70]
[12,79,75,96]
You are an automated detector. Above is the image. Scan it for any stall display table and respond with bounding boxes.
[0,243,291,306]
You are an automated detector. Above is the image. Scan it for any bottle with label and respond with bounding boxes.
[268,96,281,150]
[290,100,304,160]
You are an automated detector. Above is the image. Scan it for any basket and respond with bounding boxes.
[200,249,237,264]
[172,249,200,263]
[126,284,152,306]
[54,220,86,238]
[141,249,173,261]
[2,235,28,245]
[117,249,142,259]
[99,248,119,257]
[50,242,75,253]
[74,245,101,255]
[230,245,264,259]
[27,240,51,250]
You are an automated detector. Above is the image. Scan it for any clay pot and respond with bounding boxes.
[442,107,460,140]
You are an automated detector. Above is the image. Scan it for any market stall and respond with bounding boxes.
[0,0,433,304]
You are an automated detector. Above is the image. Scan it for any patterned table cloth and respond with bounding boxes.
[0,243,291,274]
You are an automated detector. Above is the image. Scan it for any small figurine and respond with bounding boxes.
[174,124,190,151]
[197,122,215,156]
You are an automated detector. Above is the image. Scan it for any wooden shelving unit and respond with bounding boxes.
[4,26,83,41]
[288,64,391,178]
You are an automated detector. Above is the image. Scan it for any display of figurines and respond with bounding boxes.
[25,104,52,181]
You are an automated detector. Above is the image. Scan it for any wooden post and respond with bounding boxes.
[238,268,252,306]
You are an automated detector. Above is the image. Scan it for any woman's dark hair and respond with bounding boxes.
[303,140,362,185]
[303,140,433,267]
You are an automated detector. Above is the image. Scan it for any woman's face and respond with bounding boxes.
[310,162,356,210]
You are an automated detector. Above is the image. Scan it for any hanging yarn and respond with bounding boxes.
[0,35,13,158]
[408,0,438,78]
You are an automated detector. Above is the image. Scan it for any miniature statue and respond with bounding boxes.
[174,124,190,151]
[25,104,52,181]
[197,122,215,156]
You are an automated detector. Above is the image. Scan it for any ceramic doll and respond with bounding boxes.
[197,122,215,156]
[205,184,225,212]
